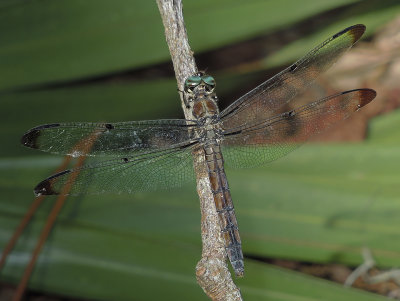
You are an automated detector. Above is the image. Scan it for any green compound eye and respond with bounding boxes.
[201,75,216,87]
[184,76,202,92]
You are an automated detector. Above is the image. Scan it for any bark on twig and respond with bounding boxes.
[156,1,242,300]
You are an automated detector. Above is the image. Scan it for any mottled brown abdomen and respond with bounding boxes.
[204,143,244,276]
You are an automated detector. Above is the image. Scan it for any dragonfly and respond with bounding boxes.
[21,24,376,277]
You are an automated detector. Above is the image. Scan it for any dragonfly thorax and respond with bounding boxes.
[192,96,219,119]
[184,73,219,118]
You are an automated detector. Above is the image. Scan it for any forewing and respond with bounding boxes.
[21,119,197,157]
[221,89,376,168]
[34,142,198,196]
[220,24,366,130]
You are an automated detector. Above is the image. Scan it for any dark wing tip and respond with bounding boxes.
[34,179,58,196]
[357,88,377,107]
[21,123,60,149]
[334,24,365,44]
[33,169,70,196]
[342,88,377,109]
[21,129,40,148]
[346,24,366,44]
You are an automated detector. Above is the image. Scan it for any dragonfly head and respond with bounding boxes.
[184,73,216,95]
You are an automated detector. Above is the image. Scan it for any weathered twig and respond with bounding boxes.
[346,248,400,287]
[156,1,242,300]
[344,248,376,287]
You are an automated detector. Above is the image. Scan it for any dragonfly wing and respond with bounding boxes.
[34,141,199,196]
[21,119,197,157]
[221,89,376,168]
[220,24,366,130]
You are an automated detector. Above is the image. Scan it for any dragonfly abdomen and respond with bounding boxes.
[204,143,244,277]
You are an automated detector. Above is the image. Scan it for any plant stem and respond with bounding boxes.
[156,1,242,300]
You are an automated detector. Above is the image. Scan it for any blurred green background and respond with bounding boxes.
[1,0,400,300]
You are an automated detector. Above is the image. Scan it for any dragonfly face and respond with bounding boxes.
[21,24,377,277]
[184,73,216,94]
